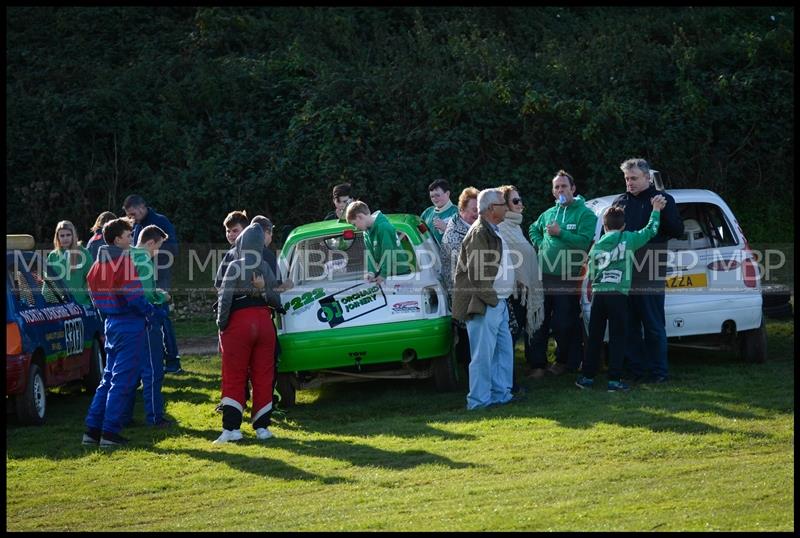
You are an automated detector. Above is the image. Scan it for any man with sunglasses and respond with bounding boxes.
[528,170,597,377]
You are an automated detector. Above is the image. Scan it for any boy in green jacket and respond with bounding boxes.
[122,224,172,427]
[576,194,666,392]
[346,201,411,283]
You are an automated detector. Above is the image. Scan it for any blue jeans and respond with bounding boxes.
[465,300,514,410]
[625,291,668,379]
[85,316,146,434]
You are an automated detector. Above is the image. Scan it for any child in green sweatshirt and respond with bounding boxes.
[122,224,172,427]
[346,201,412,283]
[576,194,666,392]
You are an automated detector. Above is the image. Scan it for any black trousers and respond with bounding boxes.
[583,292,628,381]
[529,275,583,370]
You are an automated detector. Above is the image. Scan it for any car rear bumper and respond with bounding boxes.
[278,317,452,372]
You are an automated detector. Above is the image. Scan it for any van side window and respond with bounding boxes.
[669,203,738,250]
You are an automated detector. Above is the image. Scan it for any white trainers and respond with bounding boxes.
[213,429,243,444]
[255,427,274,440]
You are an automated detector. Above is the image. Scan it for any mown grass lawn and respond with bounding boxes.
[6,320,794,531]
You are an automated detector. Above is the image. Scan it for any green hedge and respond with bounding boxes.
[6,7,794,243]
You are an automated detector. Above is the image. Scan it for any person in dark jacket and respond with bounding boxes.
[123,194,182,374]
[611,158,684,383]
[324,183,353,222]
[214,223,283,443]
[86,211,117,259]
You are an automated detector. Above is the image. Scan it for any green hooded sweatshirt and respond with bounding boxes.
[528,195,597,278]
[130,246,169,305]
[364,211,411,278]
[588,210,661,295]
[46,246,93,306]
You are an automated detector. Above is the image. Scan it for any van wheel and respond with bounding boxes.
[82,339,105,393]
[276,373,296,408]
[16,363,46,425]
[433,347,461,392]
[740,317,767,363]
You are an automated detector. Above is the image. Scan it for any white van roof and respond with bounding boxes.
[584,189,728,217]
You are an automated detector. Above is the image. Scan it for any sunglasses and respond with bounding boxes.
[511,198,522,205]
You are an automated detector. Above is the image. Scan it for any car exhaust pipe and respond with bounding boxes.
[401,349,417,363]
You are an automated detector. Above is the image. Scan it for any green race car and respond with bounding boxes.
[274,214,460,405]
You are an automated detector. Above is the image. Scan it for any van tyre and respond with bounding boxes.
[83,339,105,393]
[276,373,296,408]
[740,317,767,363]
[433,347,460,392]
[764,302,793,320]
[16,363,46,425]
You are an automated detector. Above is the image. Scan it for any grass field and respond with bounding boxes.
[6,319,794,531]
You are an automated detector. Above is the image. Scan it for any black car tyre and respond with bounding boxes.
[83,339,106,392]
[16,363,46,425]
[433,346,461,392]
[276,373,296,408]
[740,317,768,363]
[764,302,793,320]
[761,284,791,308]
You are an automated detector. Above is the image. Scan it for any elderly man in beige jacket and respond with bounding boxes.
[452,188,518,410]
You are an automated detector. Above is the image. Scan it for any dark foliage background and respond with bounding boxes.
[6,7,794,244]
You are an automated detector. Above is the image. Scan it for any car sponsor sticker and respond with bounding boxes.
[284,287,326,316]
[392,301,420,314]
[316,282,387,328]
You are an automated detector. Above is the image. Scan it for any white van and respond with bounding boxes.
[580,189,766,362]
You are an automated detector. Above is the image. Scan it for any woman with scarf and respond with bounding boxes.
[497,185,546,380]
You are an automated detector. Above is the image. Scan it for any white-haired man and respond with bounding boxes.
[451,188,519,410]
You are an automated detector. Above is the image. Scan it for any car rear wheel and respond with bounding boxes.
[16,363,46,425]
[276,373,297,408]
[83,339,105,393]
[740,317,767,363]
[432,346,461,392]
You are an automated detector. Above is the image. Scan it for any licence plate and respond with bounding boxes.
[666,273,708,289]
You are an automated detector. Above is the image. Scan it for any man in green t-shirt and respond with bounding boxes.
[420,179,458,245]
[121,224,173,428]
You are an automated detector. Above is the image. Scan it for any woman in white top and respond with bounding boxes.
[497,185,546,379]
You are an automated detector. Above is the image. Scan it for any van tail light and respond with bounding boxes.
[734,223,759,288]
[418,222,429,235]
[7,322,22,355]
[342,229,355,240]
[742,258,758,288]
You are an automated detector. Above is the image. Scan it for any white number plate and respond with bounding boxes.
[64,318,84,355]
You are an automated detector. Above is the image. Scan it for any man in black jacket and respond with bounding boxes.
[612,158,684,383]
